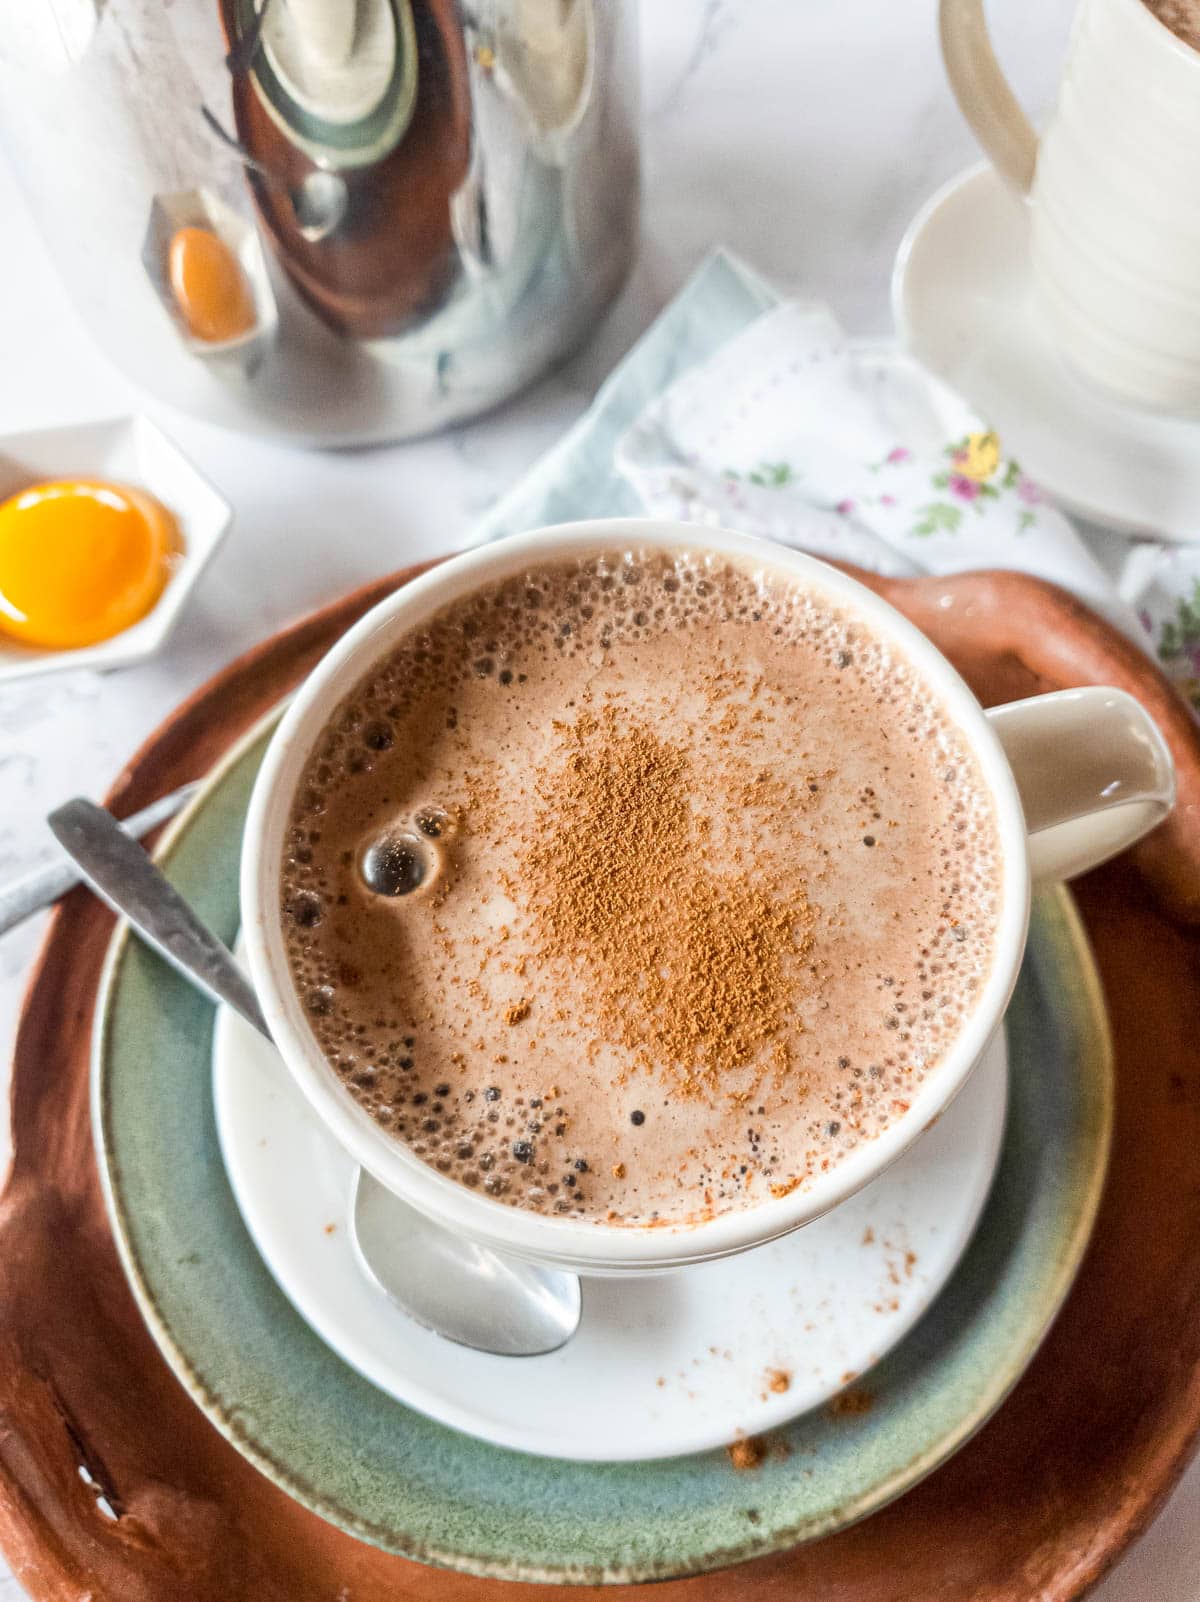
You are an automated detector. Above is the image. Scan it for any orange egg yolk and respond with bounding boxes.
[168,226,257,344]
[0,479,180,650]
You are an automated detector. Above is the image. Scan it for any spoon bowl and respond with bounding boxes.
[353,1169,582,1356]
[200,104,349,245]
[291,168,349,243]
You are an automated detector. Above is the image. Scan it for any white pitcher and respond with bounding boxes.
[942,0,1200,415]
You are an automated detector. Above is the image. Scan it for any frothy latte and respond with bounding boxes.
[280,549,1002,1226]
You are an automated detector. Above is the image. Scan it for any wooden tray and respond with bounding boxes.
[4,562,1200,1602]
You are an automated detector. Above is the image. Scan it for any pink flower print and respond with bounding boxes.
[1017,476,1044,505]
[835,498,856,516]
[885,446,911,464]
[880,493,897,507]
[1139,608,1153,634]
[949,474,981,502]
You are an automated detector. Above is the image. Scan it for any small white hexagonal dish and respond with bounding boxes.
[0,415,232,685]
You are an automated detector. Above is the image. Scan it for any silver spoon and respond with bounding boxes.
[200,105,349,244]
[48,797,582,1358]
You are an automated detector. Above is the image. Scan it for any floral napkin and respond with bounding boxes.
[616,303,1124,609]
[471,252,1200,712]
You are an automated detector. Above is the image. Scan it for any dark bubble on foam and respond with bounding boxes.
[360,833,430,897]
[279,548,1003,1224]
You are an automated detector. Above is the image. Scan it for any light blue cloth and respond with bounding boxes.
[465,251,778,542]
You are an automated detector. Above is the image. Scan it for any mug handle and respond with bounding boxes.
[986,687,1176,882]
[939,0,1040,195]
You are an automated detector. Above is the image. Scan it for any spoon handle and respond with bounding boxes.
[47,798,270,1040]
[225,0,273,76]
[0,782,200,937]
[200,104,275,181]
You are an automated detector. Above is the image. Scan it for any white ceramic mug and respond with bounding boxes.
[941,0,1200,414]
[240,520,1175,1274]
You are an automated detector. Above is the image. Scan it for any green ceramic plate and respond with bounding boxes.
[94,721,1113,1585]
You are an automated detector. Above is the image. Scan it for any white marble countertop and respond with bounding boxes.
[1,2,1197,1597]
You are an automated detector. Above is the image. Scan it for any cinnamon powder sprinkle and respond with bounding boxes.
[503,999,532,1026]
[523,707,814,1099]
[727,1435,768,1471]
[727,1432,791,1470]
[829,1387,873,1417]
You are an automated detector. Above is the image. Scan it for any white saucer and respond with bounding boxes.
[893,162,1200,543]
[213,995,1008,1463]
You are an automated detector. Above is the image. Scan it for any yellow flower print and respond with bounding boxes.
[951,431,1001,482]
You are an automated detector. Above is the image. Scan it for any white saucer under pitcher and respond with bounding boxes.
[893,162,1200,543]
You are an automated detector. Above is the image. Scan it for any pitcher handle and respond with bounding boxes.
[987,688,1175,883]
[939,0,1040,195]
